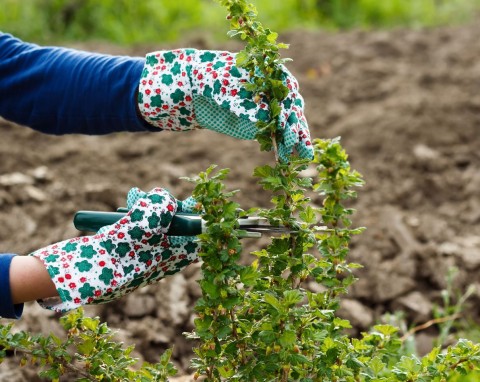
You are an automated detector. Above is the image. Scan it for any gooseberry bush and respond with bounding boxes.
[1,1,480,381]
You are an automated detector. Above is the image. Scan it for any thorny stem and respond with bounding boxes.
[271,134,280,163]
[230,308,248,366]
[400,313,461,342]
[449,357,471,371]
[6,345,94,381]
[230,309,237,338]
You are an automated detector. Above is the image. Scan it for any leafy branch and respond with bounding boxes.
[187,1,480,381]
[218,0,291,160]
[0,308,176,381]
[186,2,367,380]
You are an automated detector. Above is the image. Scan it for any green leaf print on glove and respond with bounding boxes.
[126,187,201,247]
[138,49,313,162]
[29,187,199,313]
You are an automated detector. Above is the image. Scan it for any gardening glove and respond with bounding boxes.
[29,187,199,313]
[137,49,313,162]
[125,187,199,247]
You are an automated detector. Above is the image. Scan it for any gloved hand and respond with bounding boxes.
[137,49,313,162]
[30,188,199,313]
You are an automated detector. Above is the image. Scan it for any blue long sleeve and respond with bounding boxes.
[0,32,157,135]
[0,254,24,319]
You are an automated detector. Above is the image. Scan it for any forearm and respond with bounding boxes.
[10,256,58,304]
[0,254,58,319]
[0,32,157,135]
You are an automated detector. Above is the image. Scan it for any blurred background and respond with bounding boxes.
[1,1,480,380]
[1,0,480,44]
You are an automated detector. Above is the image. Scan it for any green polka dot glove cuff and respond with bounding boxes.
[30,188,199,313]
[138,49,313,161]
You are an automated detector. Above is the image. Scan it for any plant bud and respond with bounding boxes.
[68,328,79,336]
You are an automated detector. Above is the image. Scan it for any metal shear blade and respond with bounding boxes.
[238,217,296,238]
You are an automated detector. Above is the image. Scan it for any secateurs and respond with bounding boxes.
[73,209,295,238]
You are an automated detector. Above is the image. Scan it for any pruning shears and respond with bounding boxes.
[73,209,295,238]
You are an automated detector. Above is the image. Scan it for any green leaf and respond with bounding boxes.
[269,238,290,255]
[194,316,213,332]
[159,348,173,366]
[253,164,275,178]
[347,262,364,269]
[395,355,422,374]
[223,295,242,309]
[264,293,281,311]
[200,280,220,299]
[333,317,352,329]
[217,325,232,339]
[39,368,61,380]
[227,29,243,39]
[266,31,278,43]
[240,266,260,287]
[374,324,399,336]
[279,330,296,347]
[288,353,309,365]
[422,346,441,366]
[82,317,99,332]
[283,290,303,306]
[269,100,281,119]
[369,356,386,375]
[259,330,276,345]
[270,80,289,100]
[77,338,95,356]
[218,362,235,378]
[299,205,316,224]
[325,347,340,365]
[236,50,250,67]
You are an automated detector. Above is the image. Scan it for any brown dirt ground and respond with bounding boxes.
[1,20,480,379]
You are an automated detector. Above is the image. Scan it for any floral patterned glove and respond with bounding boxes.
[138,49,313,162]
[30,188,199,313]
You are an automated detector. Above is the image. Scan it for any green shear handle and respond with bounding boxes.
[74,211,203,236]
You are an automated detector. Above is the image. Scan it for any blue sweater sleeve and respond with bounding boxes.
[0,254,24,319]
[0,32,158,135]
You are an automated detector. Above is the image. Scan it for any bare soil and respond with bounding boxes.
[1,21,480,379]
